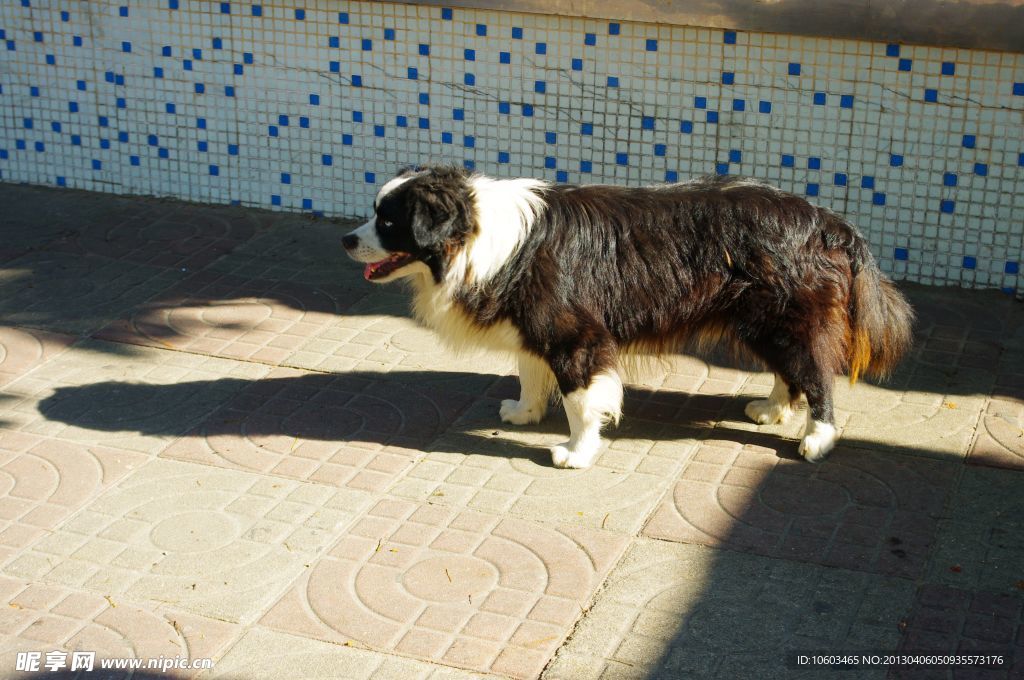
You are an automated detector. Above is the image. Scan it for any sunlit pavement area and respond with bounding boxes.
[0,182,1022,679]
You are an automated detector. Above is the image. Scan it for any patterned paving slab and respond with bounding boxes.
[210,629,496,679]
[46,202,267,271]
[96,270,366,365]
[0,575,239,679]
[893,584,1023,680]
[390,384,699,532]
[0,252,183,335]
[0,327,74,388]
[1,340,268,454]
[2,459,374,623]
[545,539,915,679]
[0,431,146,565]
[160,366,480,492]
[968,397,1024,471]
[642,437,958,577]
[925,467,1024,596]
[260,498,628,678]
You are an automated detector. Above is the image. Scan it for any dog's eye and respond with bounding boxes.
[382,220,394,228]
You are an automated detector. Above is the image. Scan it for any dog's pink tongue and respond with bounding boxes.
[363,263,376,280]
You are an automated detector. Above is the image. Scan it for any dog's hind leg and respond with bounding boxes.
[500,353,555,425]
[744,374,800,425]
[796,373,838,462]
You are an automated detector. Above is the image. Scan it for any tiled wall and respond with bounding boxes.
[1,1,1023,291]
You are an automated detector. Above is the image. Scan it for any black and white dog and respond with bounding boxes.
[343,166,913,468]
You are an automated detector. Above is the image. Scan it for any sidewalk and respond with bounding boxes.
[0,182,1021,679]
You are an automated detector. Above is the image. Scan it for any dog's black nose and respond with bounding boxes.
[341,234,358,250]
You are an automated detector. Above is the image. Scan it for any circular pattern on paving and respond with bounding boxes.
[150,511,239,552]
[402,555,500,603]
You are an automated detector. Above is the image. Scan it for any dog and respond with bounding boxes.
[342,166,914,469]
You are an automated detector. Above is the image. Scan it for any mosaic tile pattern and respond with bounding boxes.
[0,2,1022,292]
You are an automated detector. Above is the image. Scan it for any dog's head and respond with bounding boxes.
[342,166,476,283]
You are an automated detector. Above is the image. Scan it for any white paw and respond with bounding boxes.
[550,442,599,469]
[744,398,793,425]
[798,423,838,463]
[500,399,544,425]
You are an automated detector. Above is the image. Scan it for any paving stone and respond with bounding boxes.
[0,252,183,335]
[208,215,364,287]
[45,201,267,271]
[2,458,373,623]
[96,270,366,365]
[926,467,1024,596]
[892,584,1024,679]
[1,339,268,454]
[642,437,958,577]
[0,326,74,387]
[210,629,496,679]
[260,498,627,678]
[0,574,238,678]
[545,538,915,679]
[968,398,1024,471]
[160,366,480,492]
[0,431,146,564]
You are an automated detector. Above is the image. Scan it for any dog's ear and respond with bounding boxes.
[410,183,462,247]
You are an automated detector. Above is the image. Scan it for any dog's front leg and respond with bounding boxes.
[500,353,555,425]
[550,366,622,470]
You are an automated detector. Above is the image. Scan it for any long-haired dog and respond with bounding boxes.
[343,166,914,468]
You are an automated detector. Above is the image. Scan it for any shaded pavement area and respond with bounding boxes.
[0,182,1022,679]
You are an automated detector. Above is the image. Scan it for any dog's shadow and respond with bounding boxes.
[36,369,774,465]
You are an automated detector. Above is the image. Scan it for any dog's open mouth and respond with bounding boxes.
[364,252,414,280]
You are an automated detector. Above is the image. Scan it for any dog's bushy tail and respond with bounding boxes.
[846,238,915,383]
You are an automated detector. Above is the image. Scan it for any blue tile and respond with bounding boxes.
[362,39,372,51]
[943,172,957,186]
[118,131,129,143]
[840,95,854,108]
[453,108,464,120]
[924,88,938,102]
[654,144,666,157]
[585,33,596,46]
[294,8,305,20]
[808,157,821,169]
[941,200,955,214]
[407,67,417,80]
[68,102,78,113]
[464,135,475,148]
[224,86,235,97]
[299,116,309,128]
[228,144,238,155]
[974,163,988,176]
[556,170,568,182]
[759,100,772,114]
[22,118,32,129]
[607,76,619,87]
[728,149,742,163]
[1019,153,1024,167]
[894,247,908,261]
[73,36,82,46]
[834,173,847,186]
[781,154,794,168]
[512,27,523,39]
[522,104,534,117]
[813,92,826,105]
[271,194,281,205]
[342,134,353,145]
[33,32,43,42]
[890,154,903,167]
[941,61,955,76]
[352,111,363,122]
[302,198,313,210]
[419,44,430,56]
[732,99,745,111]
[788,63,801,76]
[861,176,875,189]
[148,134,159,146]
[130,155,139,165]
[281,172,291,184]
[898,58,912,71]
[1013,82,1024,96]
[441,7,453,20]
[962,134,976,148]
[385,28,396,40]
[641,116,654,130]
[721,71,734,84]
[212,37,223,49]
[91,159,101,170]
[418,117,429,129]
[328,36,339,48]
[581,160,592,172]
[61,10,69,20]
[56,176,66,186]
[464,48,475,61]
[500,52,510,64]
[806,183,819,196]
[252,5,262,16]
[545,132,557,144]
[665,170,678,182]
[609,22,620,35]
[197,118,206,128]
[395,116,407,128]
[1005,261,1019,274]
[535,80,546,93]
[352,74,362,86]
[706,112,718,123]
[464,73,475,86]
[544,156,556,168]
[34,141,45,152]
[374,125,385,137]
[476,24,487,37]
[158,147,168,158]
[646,39,657,51]
[535,42,546,55]
[962,256,976,269]
[121,41,131,53]
[715,163,729,175]
[183,60,192,71]
[243,52,253,64]
[872,192,886,205]
[571,58,583,71]
[441,132,452,144]
[886,44,900,57]
[463,160,475,171]
[209,164,219,176]
[197,140,208,152]
[195,83,205,94]
[234,64,244,75]
[119,6,129,17]
[724,31,736,44]
[680,121,693,133]
[310,93,320,105]
[165,103,176,114]
[278,114,289,126]
[498,101,510,114]
[219,2,229,13]
[694,97,707,109]
[338,11,348,23]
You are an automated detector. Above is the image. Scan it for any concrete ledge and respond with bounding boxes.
[403,0,1024,53]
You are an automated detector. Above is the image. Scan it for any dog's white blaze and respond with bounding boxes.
[375,174,414,208]
[744,373,796,425]
[798,413,838,462]
[551,369,623,469]
[464,175,548,284]
[500,353,556,425]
